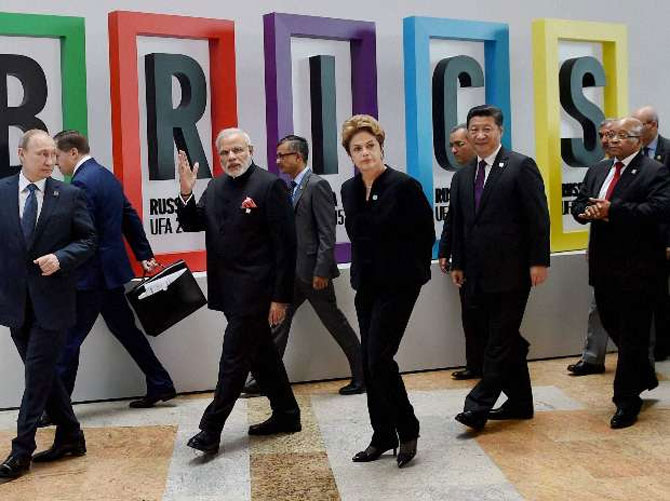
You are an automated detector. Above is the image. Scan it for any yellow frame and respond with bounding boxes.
[532,19,628,252]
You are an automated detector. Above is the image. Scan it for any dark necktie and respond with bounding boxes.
[290,180,297,203]
[474,160,486,211]
[643,147,650,157]
[605,161,624,200]
[22,183,38,241]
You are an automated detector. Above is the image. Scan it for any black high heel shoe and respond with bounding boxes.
[397,437,418,468]
[351,441,398,462]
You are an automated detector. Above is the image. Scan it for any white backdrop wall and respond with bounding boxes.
[0,0,663,407]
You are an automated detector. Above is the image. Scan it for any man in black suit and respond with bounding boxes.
[245,135,364,396]
[51,130,175,410]
[572,117,670,428]
[177,128,300,454]
[437,124,486,381]
[633,106,670,167]
[632,106,670,362]
[0,130,96,480]
[450,105,550,430]
[567,118,616,376]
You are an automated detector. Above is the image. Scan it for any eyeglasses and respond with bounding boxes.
[275,152,298,160]
[600,132,640,140]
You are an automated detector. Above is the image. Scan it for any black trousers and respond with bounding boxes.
[594,287,658,411]
[10,296,81,458]
[271,278,363,381]
[355,284,421,446]
[464,287,532,414]
[57,288,174,397]
[200,313,299,433]
[459,288,489,374]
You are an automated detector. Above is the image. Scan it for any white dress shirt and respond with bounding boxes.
[72,154,92,177]
[597,150,638,199]
[475,144,503,186]
[18,171,47,221]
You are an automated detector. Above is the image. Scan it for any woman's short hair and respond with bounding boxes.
[341,114,385,153]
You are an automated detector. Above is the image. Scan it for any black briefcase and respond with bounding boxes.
[126,260,207,337]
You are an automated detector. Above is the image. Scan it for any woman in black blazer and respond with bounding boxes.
[340,115,435,468]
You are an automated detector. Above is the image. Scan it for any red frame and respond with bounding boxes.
[109,11,237,272]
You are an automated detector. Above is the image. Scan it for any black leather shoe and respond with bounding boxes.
[187,430,220,454]
[248,415,301,436]
[567,360,605,376]
[0,454,30,480]
[352,441,398,462]
[488,403,534,420]
[37,412,53,428]
[339,380,366,395]
[610,407,638,429]
[455,410,487,430]
[33,432,86,462]
[129,388,177,408]
[451,369,481,380]
[397,437,418,468]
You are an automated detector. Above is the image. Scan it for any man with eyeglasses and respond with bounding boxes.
[632,106,670,362]
[567,118,616,376]
[176,128,301,454]
[243,135,364,397]
[572,117,670,429]
[632,106,670,167]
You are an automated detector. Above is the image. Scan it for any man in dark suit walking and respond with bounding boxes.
[572,117,670,428]
[437,124,486,381]
[450,105,550,431]
[52,130,175,409]
[245,135,364,396]
[0,130,96,480]
[632,106,670,362]
[177,128,300,454]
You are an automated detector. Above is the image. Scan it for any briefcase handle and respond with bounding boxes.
[130,262,166,292]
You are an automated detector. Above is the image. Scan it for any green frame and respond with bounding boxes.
[0,12,87,136]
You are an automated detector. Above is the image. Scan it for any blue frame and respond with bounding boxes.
[403,16,511,255]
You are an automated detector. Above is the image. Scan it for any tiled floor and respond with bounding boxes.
[0,354,668,500]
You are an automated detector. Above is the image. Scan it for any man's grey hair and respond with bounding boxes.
[599,118,617,129]
[19,129,51,150]
[628,121,644,137]
[215,128,252,150]
[450,123,468,134]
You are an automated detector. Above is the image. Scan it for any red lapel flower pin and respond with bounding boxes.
[241,196,257,213]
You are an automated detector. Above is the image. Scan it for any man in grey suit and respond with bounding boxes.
[245,135,364,396]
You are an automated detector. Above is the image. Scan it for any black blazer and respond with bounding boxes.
[71,158,153,290]
[572,153,670,292]
[0,175,97,329]
[652,134,670,168]
[450,147,550,293]
[341,166,435,290]
[292,170,339,282]
[177,163,296,317]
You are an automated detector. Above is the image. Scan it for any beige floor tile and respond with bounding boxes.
[0,425,176,501]
[250,452,339,501]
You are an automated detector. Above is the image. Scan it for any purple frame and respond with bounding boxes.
[264,12,378,263]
